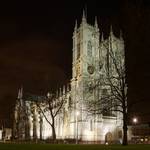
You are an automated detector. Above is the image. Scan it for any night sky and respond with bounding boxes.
[0,0,150,126]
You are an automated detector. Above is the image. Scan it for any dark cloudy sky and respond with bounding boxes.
[0,0,150,126]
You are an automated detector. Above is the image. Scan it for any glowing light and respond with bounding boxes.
[140,138,144,142]
[133,117,138,124]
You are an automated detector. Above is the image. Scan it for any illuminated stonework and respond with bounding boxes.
[13,12,124,143]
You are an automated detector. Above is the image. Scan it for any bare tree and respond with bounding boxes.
[35,92,65,141]
[106,44,128,146]
[86,33,128,145]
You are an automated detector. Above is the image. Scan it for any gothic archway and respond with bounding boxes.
[105,132,113,144]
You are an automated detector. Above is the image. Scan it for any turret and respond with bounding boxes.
[109,25,115,40]
[94,16,99,30]
[81,9,87,24]
[17,89,21,99]
[56,89,59,98]
[59,87,62,97]
[63,85,66,95]
[74,20,77,32]
[17,86,23,106]
[119,29,123,41]
[101,32,104,42]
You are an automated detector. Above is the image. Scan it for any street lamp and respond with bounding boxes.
[76,111,79,144]
[133,117,138,124]
[132,117,138,142]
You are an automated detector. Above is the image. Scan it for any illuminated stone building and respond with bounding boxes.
[13,12,125,143]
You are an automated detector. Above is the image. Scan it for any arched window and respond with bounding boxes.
[77,43,80,59]
[68,96,72,109]
[77,33,80,59]
[105,132,113,144]
[87,41,92,56]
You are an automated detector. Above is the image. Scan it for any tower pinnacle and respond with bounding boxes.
[101,32,104,42]
[94,16,98,29]
[63,85,65,95]
[82,9,87,23]
[109,25,115,40]
[74,20,77,31]
[110,25,113,36]
[18,86,23,99]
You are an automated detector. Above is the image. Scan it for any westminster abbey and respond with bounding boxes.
[13,11,125,143]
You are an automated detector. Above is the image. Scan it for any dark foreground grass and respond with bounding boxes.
[0,143,150,150]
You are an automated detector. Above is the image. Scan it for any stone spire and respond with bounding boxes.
[20,86,23,97]
[18,86,23,107]
[94,16,98,29]
[17,88,21,99]
[101,32,104,42]
[110,25,113,37]
[82,9,87,23]
[59,87,62,97]
[63,85,65,95]
[119,29,123,41]
[17,86,23,100]
[109,25,115,42]
[74,20,77,31]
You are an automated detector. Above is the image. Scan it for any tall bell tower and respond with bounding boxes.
[71,11,100,138]
[72,11,100,80]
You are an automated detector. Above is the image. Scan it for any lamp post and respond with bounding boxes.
[133,117,138,143]
[76,111,79,144]
[133,117,138,125]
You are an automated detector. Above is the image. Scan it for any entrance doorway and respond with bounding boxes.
[105,132,112,144]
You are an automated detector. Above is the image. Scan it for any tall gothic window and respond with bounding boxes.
[77,33,80,59]
[73,39,75,62]
[87,41,92,57]
[77,43,80,59]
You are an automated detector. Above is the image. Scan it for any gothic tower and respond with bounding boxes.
[13,12,125,143]
[71,11,100,140]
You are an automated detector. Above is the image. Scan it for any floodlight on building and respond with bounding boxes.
[132,117,138,138]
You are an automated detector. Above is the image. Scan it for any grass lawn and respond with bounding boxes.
[0,143,150,150]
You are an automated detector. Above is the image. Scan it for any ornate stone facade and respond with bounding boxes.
[13,12,125,143]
